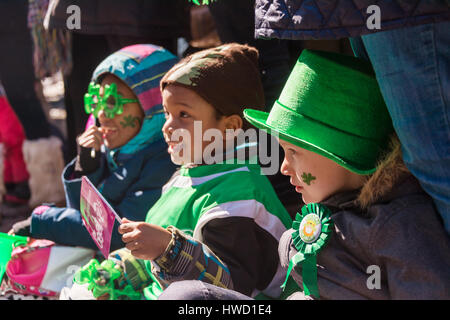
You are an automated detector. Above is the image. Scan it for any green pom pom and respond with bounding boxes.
[73,259,142,300]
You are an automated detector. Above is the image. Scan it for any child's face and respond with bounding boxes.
[97,74,144,149]
[162,84,239,165]
[278,139,365,204]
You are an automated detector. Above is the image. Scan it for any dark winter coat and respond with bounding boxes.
[279,137,450,299]
[46,0,191,39]
[255,0,450,40]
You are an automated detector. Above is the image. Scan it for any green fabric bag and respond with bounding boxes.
[0,232,28,282]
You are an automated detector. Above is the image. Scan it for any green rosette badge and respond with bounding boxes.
[281,203,333,298]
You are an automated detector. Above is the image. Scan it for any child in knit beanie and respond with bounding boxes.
[116,43,292,300]
[161,43,265,128]
[63,43,292,300]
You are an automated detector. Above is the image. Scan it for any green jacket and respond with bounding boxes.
[144,160,293,299]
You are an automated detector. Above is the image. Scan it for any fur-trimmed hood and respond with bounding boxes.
[279,134,450,300]
[357,134,411,209]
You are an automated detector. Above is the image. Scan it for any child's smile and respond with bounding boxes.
[100,125,118,140]
[162,84,232,165]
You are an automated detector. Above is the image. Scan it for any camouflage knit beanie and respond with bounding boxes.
[160,43,265,128]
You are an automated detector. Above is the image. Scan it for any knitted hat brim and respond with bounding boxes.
[243,108,376,175]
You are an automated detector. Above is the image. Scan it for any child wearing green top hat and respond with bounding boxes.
[158,49,450,300]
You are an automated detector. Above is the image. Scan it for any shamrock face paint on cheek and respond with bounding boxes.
[301,172,317,185]
[120,115,141,128]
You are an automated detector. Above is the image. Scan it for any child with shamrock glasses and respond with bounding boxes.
[9,44,178,251]
[157,50,450,300]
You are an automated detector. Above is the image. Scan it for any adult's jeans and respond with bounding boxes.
[354,21,450,234]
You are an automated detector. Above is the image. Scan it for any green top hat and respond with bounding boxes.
[244,50,393,175]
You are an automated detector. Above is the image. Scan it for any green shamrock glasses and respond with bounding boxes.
[84,82,139,118]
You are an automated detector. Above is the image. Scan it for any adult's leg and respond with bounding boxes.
[0,96,29,186]
[0,0,51,140]
[361,21,450,234]
[63,33,111,162]
[0,96,31,218]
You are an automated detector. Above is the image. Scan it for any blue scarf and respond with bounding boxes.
[105,112,165,171]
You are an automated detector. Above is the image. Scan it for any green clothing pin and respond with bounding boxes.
[281,203,333,298]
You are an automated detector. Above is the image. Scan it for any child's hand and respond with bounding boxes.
[77,125,103,151]
[118,218,172,260]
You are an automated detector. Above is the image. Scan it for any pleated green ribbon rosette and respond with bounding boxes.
[74,259,142,300]
[281,203,333,298]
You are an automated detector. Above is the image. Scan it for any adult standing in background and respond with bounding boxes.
[0,0,53,141]
[254,0,450,234]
